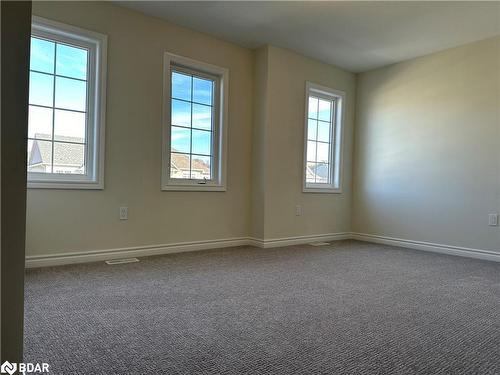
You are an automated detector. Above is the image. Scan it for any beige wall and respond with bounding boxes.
[256,46,356,239]
[28,2,498,258]
[28,3,357,256]
[28,2,254,256]
[250,47,268,240]
[353,36,500,252]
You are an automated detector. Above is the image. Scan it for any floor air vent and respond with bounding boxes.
[105,258,139,265]
[309,242,331,246]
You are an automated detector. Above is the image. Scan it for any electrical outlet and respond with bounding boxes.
[488,213,498,226]
[295,205,302,216]
[119,206,128,220]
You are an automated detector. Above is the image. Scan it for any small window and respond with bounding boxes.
[303,82,345,193]
[162,53,228,191]
[27,17,107,189]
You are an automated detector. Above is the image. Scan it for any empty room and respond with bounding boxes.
[1,1,499,374]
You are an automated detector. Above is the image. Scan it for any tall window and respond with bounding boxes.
[162,53,228,191]
[303,82,345,193]
[28,17,107,189]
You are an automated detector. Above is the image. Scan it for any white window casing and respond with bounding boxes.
[162,52,228,191]
[28,16,107,189]
[303,81,345,193]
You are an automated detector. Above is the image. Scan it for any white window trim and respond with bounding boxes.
[303,82,345,194]
[28,16,107,190]
[161,52,228,192]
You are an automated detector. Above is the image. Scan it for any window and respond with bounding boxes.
[303,82,345,193]
[162,53,228,191]
[28,17,107,189]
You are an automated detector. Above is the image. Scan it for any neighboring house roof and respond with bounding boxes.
[171,151,210,173]
[28,134,84,167]
[306,163,329,181]
[312,163,329,179]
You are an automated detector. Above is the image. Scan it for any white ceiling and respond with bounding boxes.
[117,1,500,73]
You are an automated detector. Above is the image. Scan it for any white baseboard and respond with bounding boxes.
[25,237,250,268]
[25,232,350,268]
[351,232,500,263]
[26,231,500,268]
[249,232,351,248]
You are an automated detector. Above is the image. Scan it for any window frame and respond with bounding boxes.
[28,16,107,190]
[303,82,345,194]
[162,52,228,191]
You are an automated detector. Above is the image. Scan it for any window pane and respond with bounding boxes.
[318,99,331,122]
[193,77,213,105]
[192,104,212,130]
[28,105,53,140]
[307,119,317,141]
[317,142,330,163]
[30,38,55,74]
[315,163,330,184]
[307,140,316,162]
[55,77,87,111]
[306,162,317,183]
[171,99,191,127]
[191,155,211,180]
[27,139,52,173]
[317,121,330,143]
[53,142,85,174]
[56,44,88,80]
[29,72,54,107]
[170,152,190,179]
[192,129,211,155]
[308,96,318,119]
[54,109,86,142]
[171,71,191,101]
[171,126,190,153]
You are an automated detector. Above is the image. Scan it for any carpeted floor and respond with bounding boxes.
[24,240,500,374]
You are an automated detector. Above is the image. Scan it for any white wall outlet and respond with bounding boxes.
[119,206,128,220]
[295,205,302,216]
[488,213,498,226]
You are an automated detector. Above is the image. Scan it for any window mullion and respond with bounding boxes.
[50,43,57,174]
[315,119,319,184]
[330,99,337,185]
[189,75,194,180]
[314,98,319,183]
[210,81,216,181]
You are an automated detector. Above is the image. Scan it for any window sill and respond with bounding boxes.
[161,184,226,192]
[27,181,104,190]
[303,187,342,194]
